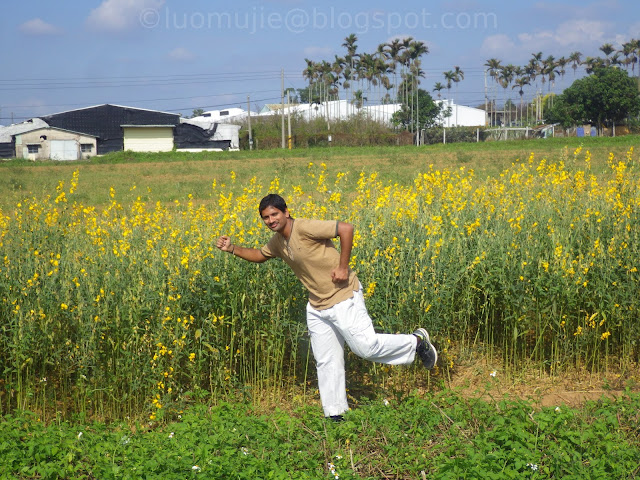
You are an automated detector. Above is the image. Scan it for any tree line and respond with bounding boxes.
[483,40,640,126]
[299,34,640,131]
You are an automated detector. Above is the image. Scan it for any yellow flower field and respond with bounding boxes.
[1,149,639,420]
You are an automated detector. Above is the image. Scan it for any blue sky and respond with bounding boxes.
[1,0,639,123]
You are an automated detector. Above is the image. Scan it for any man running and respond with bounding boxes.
[216,193,437,420]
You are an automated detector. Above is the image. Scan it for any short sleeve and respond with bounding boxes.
[260,235,279,259]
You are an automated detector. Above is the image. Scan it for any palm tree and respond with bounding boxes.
[452,66,464,125]
[441,70,456,125]
[484,58,502,125]
[443,70,456,98]
[556,56,568,80]
[453,66,465,97]
[408,40,428,132]
[634,39,640,77]
[542,55,559,92]
[342,34,359,116]
[528,52,544,122]
[599,43,615,60]
[433,82,445,99]
[541,56,560,113]
[522,60,539,123]
[584,56,605,74]
[302,58,317,112]
[512,76,530,125]
[352,89,367,109]
[607,52,622,67]
[385,38,405,105]
[621,41,637,75]
[398,37,414,116]
[568,51,582,77]
[498,64,515,125]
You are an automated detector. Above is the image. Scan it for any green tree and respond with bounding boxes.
[391,88,441,129]
[189,108,205,118]
[547,66,640,130]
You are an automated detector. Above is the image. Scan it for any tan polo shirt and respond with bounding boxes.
[260,218,360,310]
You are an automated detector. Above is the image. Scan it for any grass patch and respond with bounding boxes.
[1,136,638,209]
[2,391,639,479]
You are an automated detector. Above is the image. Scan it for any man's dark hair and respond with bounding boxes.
[259,194,288,215]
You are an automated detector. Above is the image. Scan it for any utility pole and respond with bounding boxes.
[281,69,285,149]
[247,95,253,150]
[287,91,292,149]
[484,69,489,127]
[415,78,420,146]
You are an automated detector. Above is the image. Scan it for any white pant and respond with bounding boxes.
[306,289,418,417]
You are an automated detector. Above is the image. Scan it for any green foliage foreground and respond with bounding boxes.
[2,391,639,479]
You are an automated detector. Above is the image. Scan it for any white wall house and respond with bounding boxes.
[436,100,487,127]
[15,126,98,160]
[259,99,402,126]
[193,108,247,124]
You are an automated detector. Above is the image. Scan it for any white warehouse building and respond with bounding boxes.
[436,99,487,127]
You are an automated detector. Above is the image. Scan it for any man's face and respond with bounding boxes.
[260,206,289,233]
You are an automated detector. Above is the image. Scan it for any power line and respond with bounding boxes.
[0,95,283,122]
[0,70,285,83]
[0,89,280,110]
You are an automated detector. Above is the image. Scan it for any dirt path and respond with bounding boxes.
[446,362,639,408]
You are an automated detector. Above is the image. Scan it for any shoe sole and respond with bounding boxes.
[415,328,438,369]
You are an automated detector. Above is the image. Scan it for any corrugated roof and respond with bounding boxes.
[0,118,49,143]
[120,124,175,128]
[42,103,179,118]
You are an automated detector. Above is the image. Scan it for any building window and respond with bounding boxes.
[27,144,40,154]
[220,110,229,116]
[81,144,93,153]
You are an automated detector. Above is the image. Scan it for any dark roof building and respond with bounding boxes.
[41,104,180,154]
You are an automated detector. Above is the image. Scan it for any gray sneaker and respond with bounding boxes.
[413,328,437,369]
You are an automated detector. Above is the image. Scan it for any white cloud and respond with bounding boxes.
[19,18,63,36]
[302,46,333,58]
[480,34,516,57]
[480,19,619,62]
[553,20,609,47]
[167,47,196,62]
[86,0,165,32]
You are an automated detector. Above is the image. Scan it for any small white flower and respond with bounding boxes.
[526,463,539,471]
[383,399,390,406]
[168,432,174,438]
[490,370,497,377]
[120,435,130,445]
[77,432,83,439]
[241,447,249,455]
[555,407,561,413]
[192,465,201,472]
[335,454,342,460]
